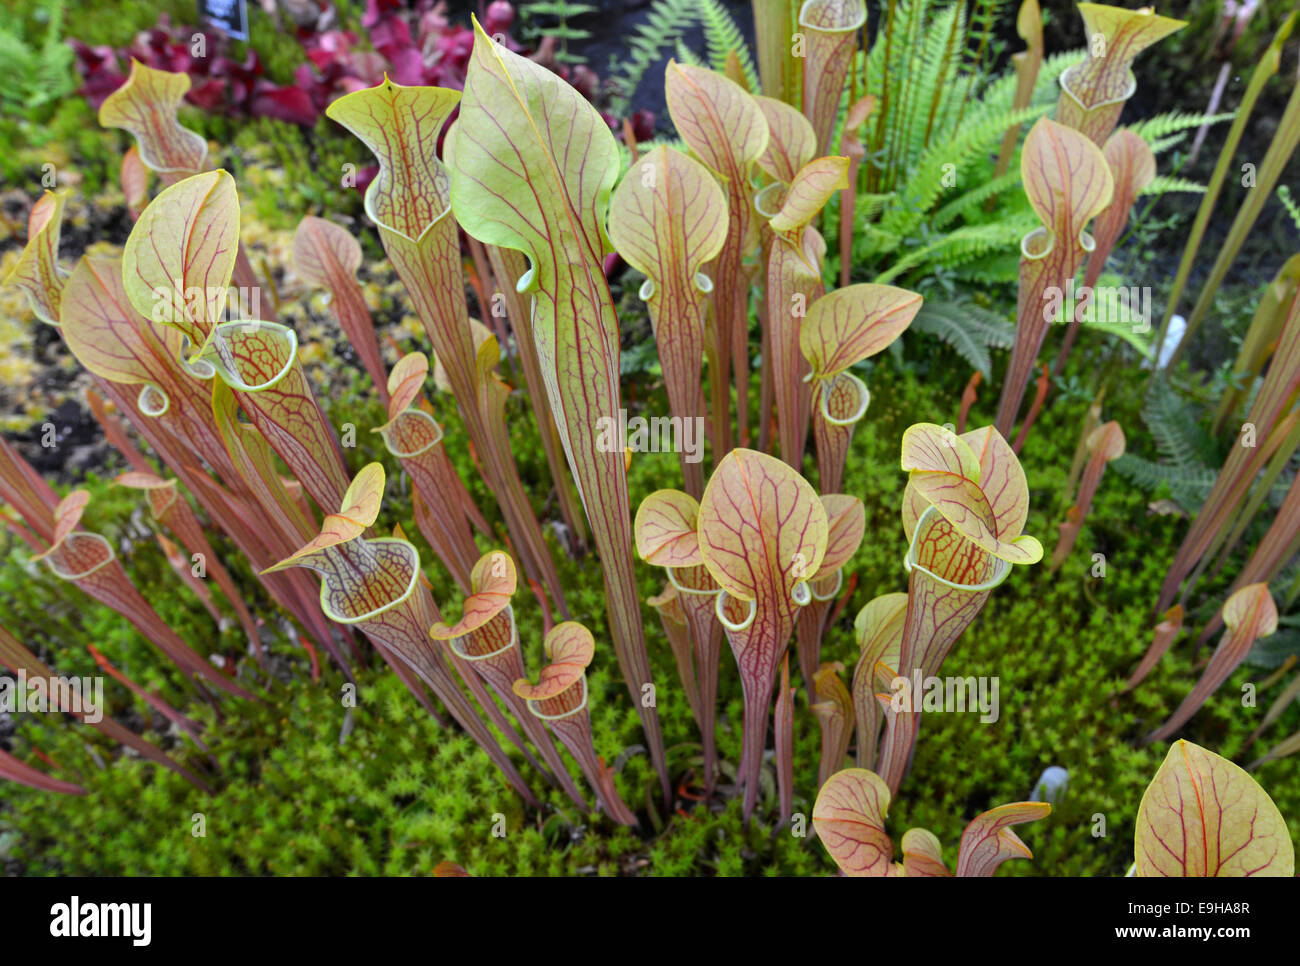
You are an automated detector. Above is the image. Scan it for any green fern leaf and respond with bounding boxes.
[698,0,760,94]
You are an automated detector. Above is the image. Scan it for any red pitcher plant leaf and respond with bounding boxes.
[901,827,951,877]
[769,157,850,244]
[837,94,876,288]
[24,486,253,701]
[448,24,670,800]
[374,353,483,591]
[812,767,894,877]
[87,643,208,752]
[115,470,264,662]
[665,59,769,451]
[816,767,1050,877]
[1145,584,1279,745]
[1158,285,1300,613]
[852,593,907,771]
[955,801,1052,877]
[634,489,706,569]
[1049,420,1125,570]
[994,118,1113,440]
[775,653,796,821]
[698,447,828,816]
[879,424,1040,793]
[514,621,639,825]
[328,72,569,627]
[0,747,84,796]
[797,0,867,154]
[3,191,67,326]
[98,58,208,180]
[1056,3,1186,145]
[484,243,588,546]
[993,0,1045,180]
[796,493,864,696]
[1135,739,1294,876]
[802,283,922,490]
[608,144,728,497]
[429,550,517,640]
[293,215,390,406]
[812,662,854,786]
[0,438,59,547]
[754,96,817,186]
[121,144,150,217]
[648,584,702,727]
[752,97,819,462]
[761,156,850,473]
[1200,468,1300,646]
[431,551,590,811]
[0,628,210,791]
[1121,605,1185,694]
[634,490,726,797]
[123,171,351,513]
[1055,129,1156,374]
[122,169,239,360]
[264,463,542,808]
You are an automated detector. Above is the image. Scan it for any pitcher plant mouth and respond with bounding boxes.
[199,321,299,393]
[810,568,844,602]
[904,505,1012,593]
[373,409,445,459]
[667,566,721,598]
[1058,64,1137,114]
[315,538,422,625]
[137,383,170,417]
[524,676,589,721]
[36,531,117,581]
[448,605,519,663]
[715,590,758,632]
[818,371,871,426]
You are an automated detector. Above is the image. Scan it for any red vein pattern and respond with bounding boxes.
[798,0,867,154]
[608,145,726,497]
[812,767,894,877]
[666,61,769,451]
[98,60,208,177]
[852,593,907,770]
[328,78,569,616]
[698,448,828,816]
[5,192,65,325]
[813,372,868,494]
[1058,5,1185,145]
[1135,739,1293,876]
[293,216,391,406]
[768,227,825,470]
[995,118,1113,438]
[449,26,670,800]
[955,802,1051,876]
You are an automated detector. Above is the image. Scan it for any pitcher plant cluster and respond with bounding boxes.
[3,0,1297,876]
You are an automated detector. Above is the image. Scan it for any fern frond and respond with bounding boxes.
[698,0,760,94]
[907,298,1014,376]
[1141,176,1207,196]
[607,0,699,116]
[878,103,1045,239]
[1112,453,1218,508]
[673,38,705,69]
[951,252,1021,286]
[874,219,1028,284]
[931,170,1024,229]
[1145,375,1218,471]
[1128,111,1236,143]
